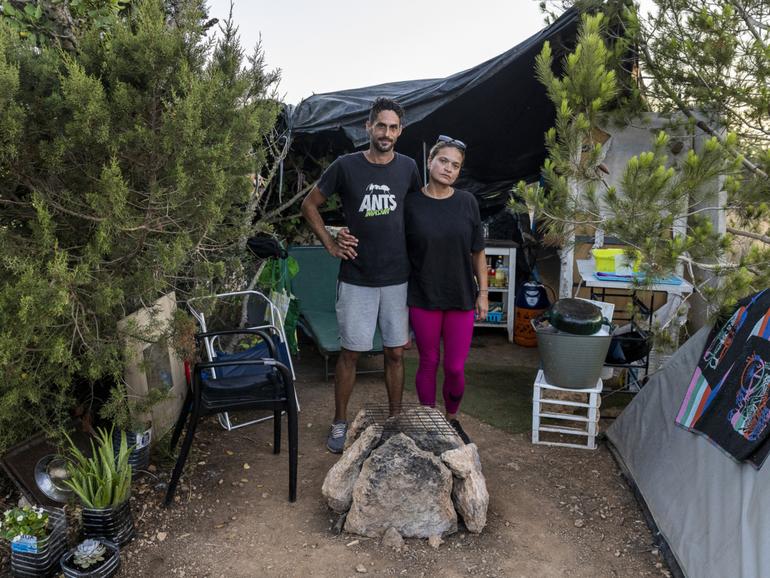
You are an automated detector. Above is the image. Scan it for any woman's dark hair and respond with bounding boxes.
[368,97,405,124]
[428,141,466,163]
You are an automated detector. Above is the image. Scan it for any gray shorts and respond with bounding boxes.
[336,281,409,351]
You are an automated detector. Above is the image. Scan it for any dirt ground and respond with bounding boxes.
[100,331,671,578]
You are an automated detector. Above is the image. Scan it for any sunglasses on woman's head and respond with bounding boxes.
[437,135,467,150]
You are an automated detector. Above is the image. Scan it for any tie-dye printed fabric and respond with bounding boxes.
[692,336,770,468]
[676,290,770,429]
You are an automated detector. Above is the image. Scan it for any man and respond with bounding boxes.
[300,97,421,453]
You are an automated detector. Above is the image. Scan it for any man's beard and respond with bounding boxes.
[372,138,394,153]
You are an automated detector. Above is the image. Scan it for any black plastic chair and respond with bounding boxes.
[188,289,298,431]
[164,328,298,505]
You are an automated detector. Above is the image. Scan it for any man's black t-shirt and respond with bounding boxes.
[405,189,484,310]
[317,152,421,287]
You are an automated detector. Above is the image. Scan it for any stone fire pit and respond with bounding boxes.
[322,405,489,540]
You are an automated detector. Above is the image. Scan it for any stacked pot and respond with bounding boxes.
[81,499,135,548]
[9,509,68,578]
[533,298,613,388]
[112,428,151,472]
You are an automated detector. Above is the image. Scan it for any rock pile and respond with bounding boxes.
[321,406,489,540]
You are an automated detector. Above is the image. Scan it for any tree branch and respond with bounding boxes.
[238,260,268,328]
[677,253,739,271]
[732,0,769,42]
[258,129,292,213]
[727,225,770,245]
[261,182,313,223]
[638,40,768,179]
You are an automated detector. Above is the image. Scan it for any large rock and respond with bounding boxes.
[344,433,457,538]
[441,444,489,533]
[344,409,376,451]
[322,425,383,513]
[441,442,480,478]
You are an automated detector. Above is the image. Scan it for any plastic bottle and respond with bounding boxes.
[496,266,507,288]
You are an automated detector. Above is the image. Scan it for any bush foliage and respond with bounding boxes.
[0,0,279,452]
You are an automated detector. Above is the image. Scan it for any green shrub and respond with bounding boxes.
[0,0,279,453]
[99,382,171,432]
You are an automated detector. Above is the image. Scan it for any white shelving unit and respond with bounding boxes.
[531,370,602,450]
[475,244,516,342]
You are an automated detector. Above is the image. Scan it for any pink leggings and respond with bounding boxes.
[409,307,475,415]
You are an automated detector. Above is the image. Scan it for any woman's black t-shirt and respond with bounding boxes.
[405,188,484,310]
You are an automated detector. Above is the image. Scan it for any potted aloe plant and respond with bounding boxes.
[1,505,68,577]
[63,427,135,547]
[60,538,120,578]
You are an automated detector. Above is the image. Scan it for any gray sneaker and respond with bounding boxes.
[326,420,347,454]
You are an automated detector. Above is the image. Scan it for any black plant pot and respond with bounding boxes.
[113,428,151,472]
[60,540,120,578]
[81,499,135,547]
[9,509,68,578]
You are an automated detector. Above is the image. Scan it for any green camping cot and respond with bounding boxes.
[288,246,383,378]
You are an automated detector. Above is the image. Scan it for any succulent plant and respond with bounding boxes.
[73,539,107,569]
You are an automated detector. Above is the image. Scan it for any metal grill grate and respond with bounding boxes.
[363,403,457,437]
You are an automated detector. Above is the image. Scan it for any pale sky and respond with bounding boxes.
[206,1,656,105]
[207,1,546,105]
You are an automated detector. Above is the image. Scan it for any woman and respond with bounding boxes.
[405,135,488,444]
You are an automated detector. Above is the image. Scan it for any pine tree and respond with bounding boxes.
[525,0,768,314]
[630,0,770,306]
[519,13,619,297]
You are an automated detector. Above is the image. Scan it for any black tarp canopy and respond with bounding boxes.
[282,9,579,215]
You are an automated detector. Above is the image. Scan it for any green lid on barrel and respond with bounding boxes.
[546,298,604,335]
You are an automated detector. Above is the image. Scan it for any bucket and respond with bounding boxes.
[514,308,543,347]
[533,318,613,389]
[514,282,550,347]
[592,248,640,274]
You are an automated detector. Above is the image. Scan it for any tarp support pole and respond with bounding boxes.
[422,141,427,185]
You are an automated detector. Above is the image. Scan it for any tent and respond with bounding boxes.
[607,322,770,578]
[281,9,580,217]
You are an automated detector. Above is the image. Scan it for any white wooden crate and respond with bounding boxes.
[532,370,602,450]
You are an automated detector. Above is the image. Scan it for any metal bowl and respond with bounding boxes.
[33,455,73,503]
